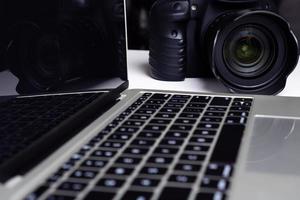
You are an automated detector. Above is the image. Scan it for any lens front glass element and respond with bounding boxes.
[223,25,276,77]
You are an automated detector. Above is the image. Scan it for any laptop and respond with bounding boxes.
[0,0,300,200]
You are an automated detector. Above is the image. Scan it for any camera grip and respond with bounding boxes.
[149,0,189,81]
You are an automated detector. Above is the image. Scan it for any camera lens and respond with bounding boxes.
[208,11,299,94]
[223,25,275,77]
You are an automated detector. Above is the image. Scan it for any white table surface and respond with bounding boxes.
[127,50,300,97]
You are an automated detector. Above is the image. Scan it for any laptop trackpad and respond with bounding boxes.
[247,117,300,175]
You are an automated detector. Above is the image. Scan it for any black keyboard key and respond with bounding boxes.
[138,131,161,139]
[100,141,125,148]
[168,98,188,103]
[70,170,97,179]
[233,98,253,102]
[172,95,191,99]
[205,163,233,178]
[198,123,220,129]
[107,166,134,176]
[84,191,115,200]
[149,119,172,125]
[144,125,167,132]
[141,104,161,110]
[225,117,247,125]
[193,129,217,137]
[121,191,153,200]
[164,103,183,108]
[196,192,226,200]
[46,195,74,200]
[230,106,250,112]
[170,125,192,131]
[146,99,165,105]
[159,187,191,200]
[136,109,156,115]
[201,117,222,123]
[160,139,184,146]
[190,137,213,144]
[151,93,171,100]
[130,115,150,121]
[116,157,142,165]
[91,150,116,158]
[210,97,231,106]
[175,119,196,124]
[174,163,202,172]
[191,96,211,103]
[160,108,180,113]
[204,112,225,117]
[140,166,167,175]
[155,113,176,119]
[116,127,139,134]
[24,185,48,200]
[81,159,107,168]
[207,107,227,112]
[185,145,209,153]
[180,153,205,162]
[131,139,155,147]
[96,178,125,188]
[132,177,160,187]
[123,120,145,127]
[228,111,248,117]
[183,108,203,113]
[232,101,252,107]
[58,182,87,192]
[210,124,245,163]
[179,113,200,119]
[154,147,179,155]
[124,147,149,156]
[165,131,189,139]
[109,133,132,140]
[168,174,196,184]
[201,177,229,191]
[187,103,206,108]
[147,156,173,165]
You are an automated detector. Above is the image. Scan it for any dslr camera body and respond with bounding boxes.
[149,0,299,94]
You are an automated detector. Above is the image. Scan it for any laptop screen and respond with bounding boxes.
[0,0,127,96]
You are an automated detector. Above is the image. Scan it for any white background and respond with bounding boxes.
[128,50,300,97]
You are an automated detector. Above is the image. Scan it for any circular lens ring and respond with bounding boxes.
[223,24,276,78]
[208,11,298,94]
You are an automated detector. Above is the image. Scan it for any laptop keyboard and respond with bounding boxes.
[24,92,252,200]
[0,93,103,166]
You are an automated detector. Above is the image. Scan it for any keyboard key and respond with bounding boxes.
[187,103,206,108]
[193,129,217,137]
[149,119,172,125]
[198,123,220,129]
[201,117,222,123]
[124,147,149,156]
[159,187,191,200]
[107,166,134,176]
[205,163,233,178]
[165,131,189,139]
[233,98,253,102]
[100,141,125,148]
[185,145,209,153]
[191,96,211,103]
[91,150,116,158]
[196,192,226,200]
[109,133,132,140]
[204,112,225,117]
[174,163,202,172]
[230,106,250,112]
[183,108,203,113]
[132,177,160,187]
[96,178,125,188]
[190,137,213,144]
[201,177,230,191]
[140,167,167,176]
[138,131,161,139]
[175,119,196,124]
[155,113,176,119]
[81,159,107,168]
[168,174,197,184]
[164,103,183,108]
[225,117,247,125]
[136,109,156,115]
[123,120,145,127]
[116,127,139,134]
[160,108,180,113]
[130,115,150,120]
[131,139,155,147]
[228,111,248,117]
[45,195,74,200]
[144,125,167,132]
[154,147,179,155]
[121,191,153,200]
[151,93,171,100]
[116,157,142,165]
[147,156,173,165]
[207,107,227,112]
[170,125,192,131]
[141,104,161,110]
[160,139,184,146]
[210,124,245,163]
[70,170,97,179]
[210,97,231,106]
[84,191,115,200]
[146,99,164,105]
[180,153,205,162]
[179,113,200,119]
[58,182,87,192]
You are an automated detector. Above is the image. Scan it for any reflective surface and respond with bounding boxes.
[0,0,127,95]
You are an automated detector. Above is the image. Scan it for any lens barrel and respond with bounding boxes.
[208,10,299,95]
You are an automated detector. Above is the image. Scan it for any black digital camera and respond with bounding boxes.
[149,0,299,94]
[0,0,126,94]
